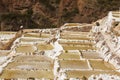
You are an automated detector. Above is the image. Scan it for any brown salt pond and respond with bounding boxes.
[24,33,50,38]
[66,70,120,79]
[81,51,102,59]
[59,60,90,70]
[0,31,16,34]
[20,37,45,42]
[60,36,92,40]
[5,55,54,70]
[36,44,54,51]
[5,62,53,70]
[60,31,92,40]
[61,31,89,35]
[0,69,54,79]
[14,55,53,63]
[0,50,11,56]
[59,40,94,46]
[89,60,116,70]
[58,52,81,60]
[62,45,96,50]
[60,33,89,39]
[16,44,36,53]
[0,54,54,79]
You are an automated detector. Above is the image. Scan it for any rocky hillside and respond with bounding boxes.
[0,0,120,31]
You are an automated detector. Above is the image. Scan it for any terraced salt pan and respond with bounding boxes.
[0,54,54,79]
[59,60,90,70]
[89,60,116,70]
[81,51,102,59]
[60,36,92,40]
[62,45,96,50]
[63,23,92,28]
[5,62,53,70]
[61,34,88,38]
[14,55,53,63]
[0,50,11,56]
[0,69,54,79]
[62,44,93,47]
[16,44,36,53]
[0,31,16,34]
[0,32,16,40]
[36,43,54,51]
[58,52,81,60]
[24,33,50,38]
[59,40,94,46]
[64,23,82,27]
[59,39,95,46]
[66,70,120,79]
[20,37,46,43]
[60,31,91,39]
[61,31,89,36]
[112,11,120,17]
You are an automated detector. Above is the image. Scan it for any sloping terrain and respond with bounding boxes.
[0,11,120,79]
[0,0,120,30]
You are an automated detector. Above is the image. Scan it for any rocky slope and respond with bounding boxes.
[0,0,120,31]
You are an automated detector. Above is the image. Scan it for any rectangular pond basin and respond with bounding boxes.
[24,33,50,38]
[36,44,54,51]
[62,45,96,50]
[16,44,36,53]
[66,70,120,79]
[81,51,102,59]
[0,69,54,79]
[5,62,53,70]
[59,60,90,70]
[58,52,81,60]
[89,60,116,71]
[13,55,53,63]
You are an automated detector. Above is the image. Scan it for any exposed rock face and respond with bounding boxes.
[0,0,120,30]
